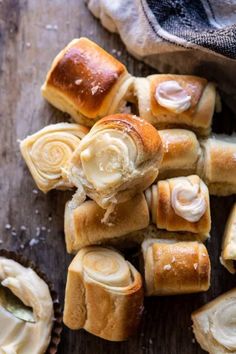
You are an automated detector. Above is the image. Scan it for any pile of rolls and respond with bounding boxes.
[19,37,236,345]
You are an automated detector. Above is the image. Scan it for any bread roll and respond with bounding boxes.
[192,288,236,354]
[158,129,201,179]
[41,38,134,126]
[63,246,143,341]
[145,175,211,236]
[134,74,216,136]
[199,135,236,196]
[68,113,163,210]
[220,203,236,274]
[64,193,150,253]
[142,238,210,295]
[20,123,88,192]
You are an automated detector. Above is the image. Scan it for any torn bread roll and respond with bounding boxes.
[64,193,150,253]
[145,175,211,237]
[220,203,236,274]
[63,246,143,341]
[68,114,163,209]
[142,238,210,296]
[158,129,201,179]
[20,123,88,193]
[192,288,236,354]
[41,38,134,126]
[134,74,216,136]
[199,135,236,196]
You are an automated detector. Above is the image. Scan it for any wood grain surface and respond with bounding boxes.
[0,1,235,353]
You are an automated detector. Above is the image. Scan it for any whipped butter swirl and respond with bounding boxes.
[211,299,236,350]
[0,257,53,354]
[155,80,191,113]
[171,179,206,222]
[79,129,137,191]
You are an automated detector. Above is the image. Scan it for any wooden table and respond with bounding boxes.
[0,1,235,353]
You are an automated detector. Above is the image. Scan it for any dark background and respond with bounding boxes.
[0,1,235,353]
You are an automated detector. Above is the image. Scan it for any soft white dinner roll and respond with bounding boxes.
[63,246,144,341]
[192,288,236,354]
[67,113,163,211]
[220,203,236,274]
[20,123,88,193]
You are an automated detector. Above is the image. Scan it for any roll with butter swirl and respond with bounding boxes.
[145,175,211,236]
[20,123,89,193]
[63,246,144,341]
[68,114,163,210]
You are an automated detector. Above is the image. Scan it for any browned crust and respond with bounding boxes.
[63,248,144,341]
[149,241,210,295]
[65,193,150,253]
[83,273,143,341]
[156,176,211,235]
[159,129,200,173]
[46,38,127,118]
[93,114,164,164]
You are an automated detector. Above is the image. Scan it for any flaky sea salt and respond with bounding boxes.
[29,238,39,247]
[91,86,99,95]
[163,264,172,271]
[75,79,82,85]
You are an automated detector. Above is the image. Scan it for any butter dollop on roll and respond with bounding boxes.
[80,129,137,191]
[155,80,191,113]
[171,179,206,222]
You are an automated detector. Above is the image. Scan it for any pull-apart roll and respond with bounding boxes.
[134,74,216,136]
[64,193,150,253]
[221,203,236,274]
[20,123,88,193]
[142,238,211,296]
[145,175,211,237]
[199,135,236,196]
[42,38,134,126]
[158,129,201,179]
[68,114,163,209]
[192,288,236,354]
[63,246,144,341]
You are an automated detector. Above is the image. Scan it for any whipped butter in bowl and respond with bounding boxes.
[0,250,62,354]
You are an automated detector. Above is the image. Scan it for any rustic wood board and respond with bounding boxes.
[0,1,235,353]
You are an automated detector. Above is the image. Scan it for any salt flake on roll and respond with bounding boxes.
[68,114,163,211]
[155,80,191,113]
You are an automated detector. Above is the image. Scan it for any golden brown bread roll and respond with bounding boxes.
[192,288,236,354]
[158,129,201,179]
[220,203,236,274]
[134,74,216,136]
[67,113,163,210]
[142,238,211,296]
[41,38,134,126]
[145,175,211,236]
[64,193,150,253]
[198,135,236,196]
[63,246,144,341]
[20,123,88,193]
